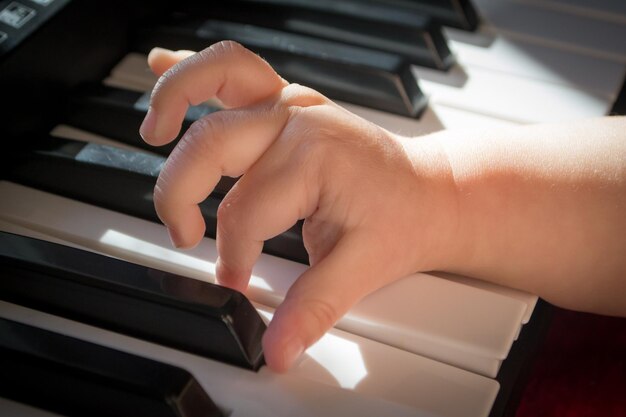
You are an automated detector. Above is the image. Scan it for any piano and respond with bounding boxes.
[1,0,625,416]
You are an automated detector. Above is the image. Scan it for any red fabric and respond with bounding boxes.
[515,308,626,417]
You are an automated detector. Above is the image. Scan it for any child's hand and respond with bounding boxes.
[140,41,459,372]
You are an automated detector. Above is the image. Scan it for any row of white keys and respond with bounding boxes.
[431,272,538,326]
[0,231,498,417]
[473,0,626,62]
[443,28,625,99]
[0,180,526,378]
[415,0,626,122]
[414,64,610,123]
[519,0,626,23]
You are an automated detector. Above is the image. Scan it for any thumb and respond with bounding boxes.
[262,232,391,372]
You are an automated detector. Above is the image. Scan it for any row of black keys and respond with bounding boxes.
[127,0,479,117]
[3,0,485,269]
[1,231,262,417]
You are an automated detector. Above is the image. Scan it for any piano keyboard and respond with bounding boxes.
[1,0,625,416]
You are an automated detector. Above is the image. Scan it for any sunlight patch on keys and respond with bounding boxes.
[473,0,626,62]
[257,308,368,390]
[414,64,611,123]
[301,333,367,390]
[444,28,626,99]
[99,229,274,291]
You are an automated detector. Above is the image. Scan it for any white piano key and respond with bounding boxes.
[0,303,424,417]
[0,218,96,253]
[518,0,626,23]
[430,272,538,325]
[0,181,527,377]
[473,0,626,62]
[105,52,159,92]
[50,124,154,153]
[414,64,611,123]
[338,101,518,137]
[255,304,500,417]
[444,28,626,99]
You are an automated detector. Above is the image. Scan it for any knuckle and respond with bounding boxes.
[177,114,227,162]
[151,67,177,102]
[280,83,329,108]
[199,40,246,63]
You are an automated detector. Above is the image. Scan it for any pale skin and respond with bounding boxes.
[140,41,626,373]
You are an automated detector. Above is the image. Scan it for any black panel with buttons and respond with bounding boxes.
[0,0,69,59]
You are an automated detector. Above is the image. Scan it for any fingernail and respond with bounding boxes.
[282,338,304,370]
[167,226,184,248]
[139,106,157,141]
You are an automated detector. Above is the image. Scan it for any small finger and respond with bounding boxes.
[140,41,287,146]
[147,47,195,77]
[214,145,320,292]
[154,101,291,249]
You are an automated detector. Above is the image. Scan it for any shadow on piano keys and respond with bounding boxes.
[1,0,625,416]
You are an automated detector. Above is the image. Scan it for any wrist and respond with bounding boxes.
[397,131,467,273]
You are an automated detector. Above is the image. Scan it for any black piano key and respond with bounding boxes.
[0,231,266,370]
[65,83,218,154]
[384,0,480,31]
[64,83,237,195]
[243,0,479,31]
[181,0,453,70]
[610,75,626,115]
[0,318,224,417]
[4,135,309,264]
[131,15,427,117]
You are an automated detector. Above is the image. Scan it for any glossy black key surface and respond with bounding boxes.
[64,83,238,195]
[132,15,427,117]
[387,0,480,31]
[0,318,223,417]
[65,83,220,155]
[0,232,266,370]
[245,0,479,31]
[182,0,453,69]
[0,0,71,60]
[4,135,308,264]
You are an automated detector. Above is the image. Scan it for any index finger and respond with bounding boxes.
[139,41,287,146]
